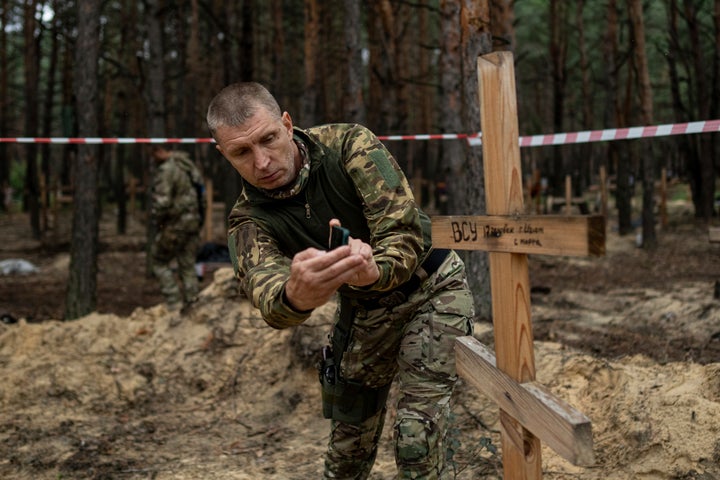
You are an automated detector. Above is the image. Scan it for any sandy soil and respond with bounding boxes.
[0,197,719,480]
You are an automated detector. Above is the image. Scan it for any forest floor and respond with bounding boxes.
[0,190,719,479]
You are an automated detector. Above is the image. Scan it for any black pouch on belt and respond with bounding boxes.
[317,296,392,425]
[320,376,392,425]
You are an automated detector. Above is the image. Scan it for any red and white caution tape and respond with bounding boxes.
[377,133,470,141]
[1,119,719,146]
[0,137,215,144]
[465,119,720,146]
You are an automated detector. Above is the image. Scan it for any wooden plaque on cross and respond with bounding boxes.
[431,52,603,479]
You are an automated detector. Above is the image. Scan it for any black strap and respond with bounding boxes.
[331,295,354,370]
[184,169,205,226]
[420,248,451,277]
[406,248,449,287]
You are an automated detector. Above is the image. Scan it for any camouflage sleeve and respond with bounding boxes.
[227,199,312,329]
[339,125,423,292]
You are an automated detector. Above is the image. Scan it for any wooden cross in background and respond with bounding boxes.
[432,52,604,479]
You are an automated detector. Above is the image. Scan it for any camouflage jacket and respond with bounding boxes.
[228,124,433,329]
[152,151,203,233]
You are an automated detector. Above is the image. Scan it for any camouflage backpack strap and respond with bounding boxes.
[176,158,206,227]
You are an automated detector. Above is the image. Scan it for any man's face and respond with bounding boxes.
[214,108,298,190]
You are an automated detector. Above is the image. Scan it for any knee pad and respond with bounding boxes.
[395,415,436,465]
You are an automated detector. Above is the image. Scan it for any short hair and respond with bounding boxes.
[206,82,282,136]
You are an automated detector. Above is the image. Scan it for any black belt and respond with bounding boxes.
[359,248,451,310]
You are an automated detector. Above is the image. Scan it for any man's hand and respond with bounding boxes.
[344,236,380,287]
[329,218,379,288]
[284,220,380,311]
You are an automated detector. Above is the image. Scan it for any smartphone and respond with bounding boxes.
[329,225,350,249]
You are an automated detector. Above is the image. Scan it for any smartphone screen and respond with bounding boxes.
[329,226,350,249]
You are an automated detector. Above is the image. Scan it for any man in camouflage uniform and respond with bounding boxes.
[151,146,203,312]
[207,82,474,479]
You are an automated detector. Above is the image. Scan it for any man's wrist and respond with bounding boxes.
[282,288,313,314]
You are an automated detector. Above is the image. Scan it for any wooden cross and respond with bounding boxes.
[431,52,604,478]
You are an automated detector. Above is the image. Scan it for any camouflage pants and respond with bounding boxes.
[151,228,200,306]
[324,250,475,479]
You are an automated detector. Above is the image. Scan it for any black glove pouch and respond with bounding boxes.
[317,346,391,425]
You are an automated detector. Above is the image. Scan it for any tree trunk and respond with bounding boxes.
[459,0,492,320]
[0,0,8,199]
[302,0,319,125]
[270,0,286,105]
[618,62,636,237]
[629,0,656,249]
[343,0,364,123]
[60,11,75,188]
[186,0,201,137]
[683,0,716,220]
[439,0,464,218]
[575,0,594,192]
[112,0,142,235]
[316,2,333,121]
[666,0,689,183]
[212,1,244,220]
[23,0,41,239]
[490,0,515,51]
[41,2,60,230]
[367,0,408,145]
[713,0,720,217]
[65,0,101,320]
[713,0,720,123]
[144,0,167,276]
[549,0,568,196]
[605,0,633,235]
[418,3,436,199]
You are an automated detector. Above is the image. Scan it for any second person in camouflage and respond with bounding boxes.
[150,146,204,314]
[208,82,475,479]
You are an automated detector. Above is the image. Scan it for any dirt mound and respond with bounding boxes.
[1,262,719,479]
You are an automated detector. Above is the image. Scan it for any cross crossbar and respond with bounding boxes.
[432,214,605,256]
